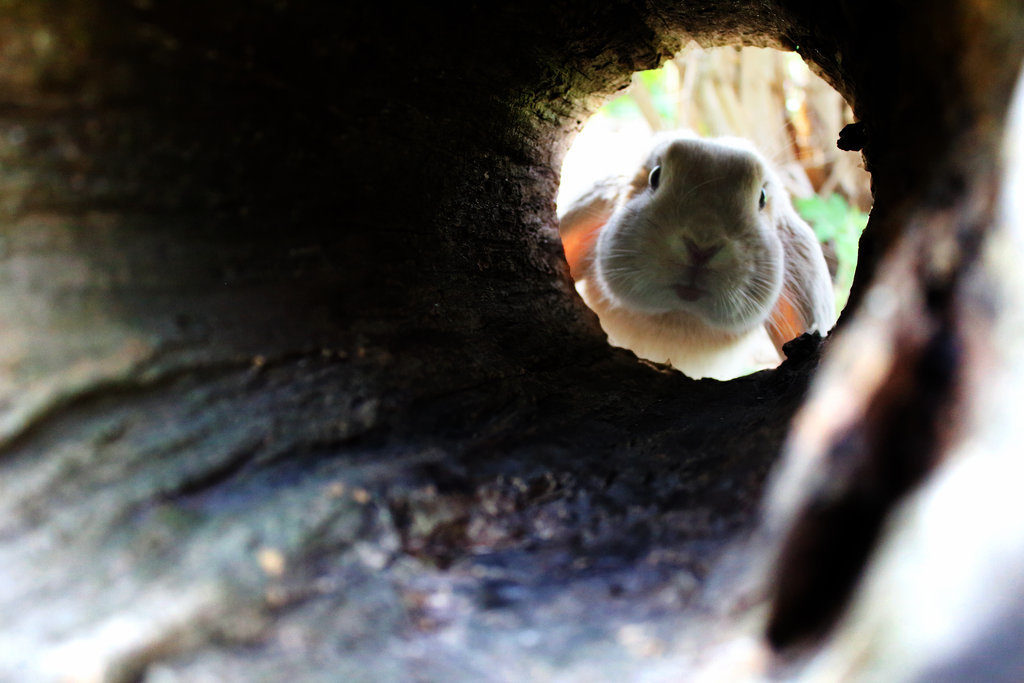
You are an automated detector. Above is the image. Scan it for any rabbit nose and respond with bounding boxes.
[682,237,722,266]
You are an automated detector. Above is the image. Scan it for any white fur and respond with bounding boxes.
[576,277,782,378]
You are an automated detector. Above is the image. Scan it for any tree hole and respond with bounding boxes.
[557,44,871,379]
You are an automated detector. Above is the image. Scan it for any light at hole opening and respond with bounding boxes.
[557,44,871,379]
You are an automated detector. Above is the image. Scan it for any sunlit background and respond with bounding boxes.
[558,43,872,313]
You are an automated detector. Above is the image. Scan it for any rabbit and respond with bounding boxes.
[558,133,835,379]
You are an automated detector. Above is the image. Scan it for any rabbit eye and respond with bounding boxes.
[758,186,767,210]
[649,165,661,190]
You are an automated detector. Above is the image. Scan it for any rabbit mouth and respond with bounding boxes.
[672,283,708,301]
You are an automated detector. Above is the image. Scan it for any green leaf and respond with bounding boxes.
[793,194,870,312]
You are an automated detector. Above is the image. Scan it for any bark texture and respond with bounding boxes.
[1,1,1022,680]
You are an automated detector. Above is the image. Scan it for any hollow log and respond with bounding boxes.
[0,1,1022,680]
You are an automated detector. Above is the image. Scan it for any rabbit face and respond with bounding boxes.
[593,138,786,334]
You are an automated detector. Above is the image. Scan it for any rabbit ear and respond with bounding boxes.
[558,176,626,279]
[765,204,836,353]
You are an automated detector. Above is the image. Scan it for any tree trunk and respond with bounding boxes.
[1,1,1022,680]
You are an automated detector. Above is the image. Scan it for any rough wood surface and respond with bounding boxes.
[0,1,1022,680]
